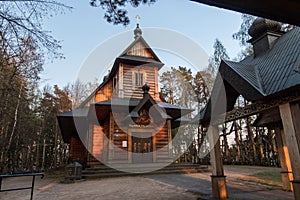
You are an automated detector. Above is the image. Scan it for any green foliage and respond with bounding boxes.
[90,0,156,25]
[208,39,230,76]
[160,66,195,108]
[160,66,211,163]
[232,14,255,60]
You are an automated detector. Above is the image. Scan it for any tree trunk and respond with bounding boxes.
[5,80,24,163]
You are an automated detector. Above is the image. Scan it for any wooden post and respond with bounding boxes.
[274,127,294,191]
[119,64,124,98]
[279,103,300,199]
[208,125,227,199]
[128,134,132,163]
[154,68,159,100]
[108,112,114,161]
[167,120,173,159]
[153,135,157,163]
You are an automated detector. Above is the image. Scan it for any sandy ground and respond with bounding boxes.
[0,165,294,200]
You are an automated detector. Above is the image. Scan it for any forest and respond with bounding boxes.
[0,1,294,174]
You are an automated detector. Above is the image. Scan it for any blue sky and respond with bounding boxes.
[42,0,245,87]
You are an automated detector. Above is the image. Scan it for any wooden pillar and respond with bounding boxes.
[208,125,227,199]
[154,68,159,100]
[274,127,294,191]
[167,120,173,159]
[153,134,157,163]
[128,133,132,163]
[108,112,114,161]
[119,64,124,98]
[279,103,300,200]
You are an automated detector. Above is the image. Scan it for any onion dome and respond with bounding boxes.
[248,17,282,38]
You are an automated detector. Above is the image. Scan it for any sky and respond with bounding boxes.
[42,0,245,88]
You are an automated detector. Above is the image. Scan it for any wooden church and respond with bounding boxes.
[57,20,193,167]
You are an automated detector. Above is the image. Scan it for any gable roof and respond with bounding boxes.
[220,27,300,101]
[120,36,162,62]
[109,36,164,78]
[193,27,300,125]
[78,35,164,108]
[129,91,171,119]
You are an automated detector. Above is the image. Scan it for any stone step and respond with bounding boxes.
[82,163,210,179]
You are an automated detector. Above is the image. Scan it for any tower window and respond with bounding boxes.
[135,72,144,86]
[113,77,118,94]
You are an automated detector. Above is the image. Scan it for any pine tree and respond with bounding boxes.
[232,14,256,60]
[208,39,230,76]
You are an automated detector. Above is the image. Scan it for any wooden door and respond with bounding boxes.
[132,135,152,163]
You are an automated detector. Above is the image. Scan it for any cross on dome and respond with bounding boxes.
[134,15,142,39]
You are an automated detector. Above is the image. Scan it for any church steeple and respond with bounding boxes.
[134,15,142,39]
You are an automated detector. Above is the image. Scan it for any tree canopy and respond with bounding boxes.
[90,0,156,25]
[0,0,71,60]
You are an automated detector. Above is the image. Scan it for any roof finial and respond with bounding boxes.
[142,83,150,94]
[107,63,111,73]
[136,15,140,27]
[134,15,142,39]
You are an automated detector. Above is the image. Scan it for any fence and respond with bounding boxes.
[0,173,44,200]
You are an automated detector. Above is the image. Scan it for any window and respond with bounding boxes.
[113,77,118,94]
[135,72,144,86]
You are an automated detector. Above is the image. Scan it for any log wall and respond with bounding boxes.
[155,123,170,162]
[122,64,158,99]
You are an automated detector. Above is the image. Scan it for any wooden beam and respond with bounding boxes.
[275,128,293,191]
[208,91,300,125]
[207,125,227,199]
[279,103,300,199]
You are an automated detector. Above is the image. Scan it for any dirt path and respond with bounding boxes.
[0,166,294,200]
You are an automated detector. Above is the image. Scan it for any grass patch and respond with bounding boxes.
[241,171,282,187]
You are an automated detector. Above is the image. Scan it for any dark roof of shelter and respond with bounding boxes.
[192,0,300,27]
[192,27,300,125]
[220,27,300,100]
[57,107,89,143]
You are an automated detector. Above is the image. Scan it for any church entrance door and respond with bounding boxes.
[132,134,152,163]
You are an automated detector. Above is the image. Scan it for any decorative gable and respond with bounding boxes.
[126,40,154,58]
[119,36,161,62]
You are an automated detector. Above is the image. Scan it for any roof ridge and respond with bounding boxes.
[223,60,266,96]
[253,64,266,95]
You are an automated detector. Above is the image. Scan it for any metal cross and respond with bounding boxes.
[136,15,140,25]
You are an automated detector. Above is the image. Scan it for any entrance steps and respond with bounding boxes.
[82,163,209,179]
